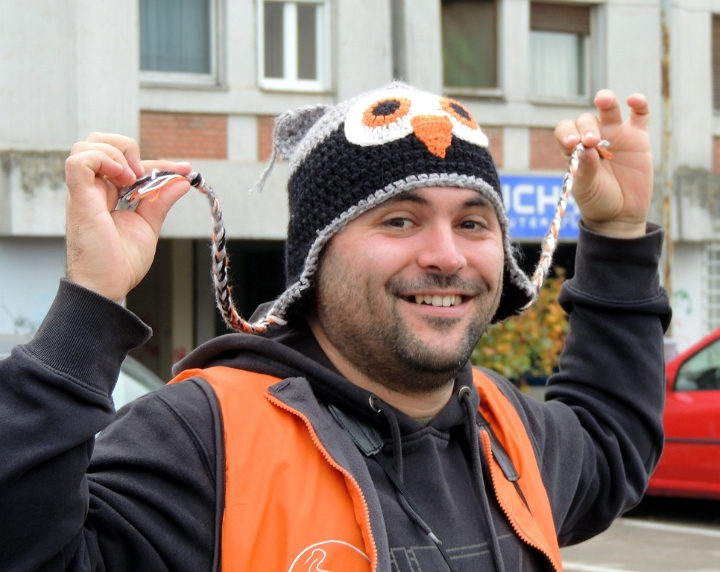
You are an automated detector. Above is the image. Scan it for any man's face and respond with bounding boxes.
[312,186,505,394]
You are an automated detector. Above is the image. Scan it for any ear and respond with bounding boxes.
[274,104,330,161]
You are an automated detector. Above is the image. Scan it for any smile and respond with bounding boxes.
[412,295,463,307]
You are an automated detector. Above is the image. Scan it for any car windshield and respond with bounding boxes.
[1,337,164,410]
[675,338,720,391]
[114,357,165,409]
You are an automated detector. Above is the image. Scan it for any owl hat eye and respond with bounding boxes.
[247,82,537,332]
[345,89,489,158]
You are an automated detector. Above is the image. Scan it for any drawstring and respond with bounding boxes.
[459,387,506,572]
[339,389,510,572]
[379,401,404,478]
[369,396,459,572]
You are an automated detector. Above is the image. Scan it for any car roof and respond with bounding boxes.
[0,335,32,359]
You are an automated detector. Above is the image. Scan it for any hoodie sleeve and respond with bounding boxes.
[509,222,670,546]
[0,280,220,571]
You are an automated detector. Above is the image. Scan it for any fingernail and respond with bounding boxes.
[584,132,596,139]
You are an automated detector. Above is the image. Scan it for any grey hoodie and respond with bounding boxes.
[0,223,670,571]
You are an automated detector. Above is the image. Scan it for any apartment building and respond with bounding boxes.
[1,0,719,377]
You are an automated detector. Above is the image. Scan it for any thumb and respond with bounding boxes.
[133,179,192,237]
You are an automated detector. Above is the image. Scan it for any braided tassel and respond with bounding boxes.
[119,169,285,334]
[527,140,612,299]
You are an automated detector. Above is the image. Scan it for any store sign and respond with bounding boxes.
[499,174,581,240]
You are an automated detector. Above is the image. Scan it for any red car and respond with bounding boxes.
[647,328,720,499]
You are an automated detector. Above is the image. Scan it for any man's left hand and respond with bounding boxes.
[554,90,653,238]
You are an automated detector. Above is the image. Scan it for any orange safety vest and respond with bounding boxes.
[171,366,563,572]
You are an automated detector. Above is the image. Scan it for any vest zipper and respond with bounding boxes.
[264,392,379,572]
[480,430,562,572]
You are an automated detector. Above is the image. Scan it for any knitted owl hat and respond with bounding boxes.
[247,82,537,330]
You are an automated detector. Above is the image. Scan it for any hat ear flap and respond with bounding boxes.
[250,104,330,193]
[275,104,329,161]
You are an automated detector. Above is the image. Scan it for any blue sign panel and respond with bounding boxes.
[499,175,580,241]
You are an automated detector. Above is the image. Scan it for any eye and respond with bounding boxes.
[362,97,412,128]
[385,217,414,230]
[440,99,478,130]
[459,219,487,231]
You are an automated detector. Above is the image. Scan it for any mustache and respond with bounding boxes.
[386,274,490,296]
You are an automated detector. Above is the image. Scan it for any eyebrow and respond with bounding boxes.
[385,190,494,210]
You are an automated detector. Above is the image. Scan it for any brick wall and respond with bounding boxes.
[530,127,565,170]
[140,112,227,160]
[484,126,503,168]
[257,116,276,162]
[258,116,506,168]
[714,137,720,174]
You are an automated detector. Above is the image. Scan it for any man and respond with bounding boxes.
[0,84,670,572]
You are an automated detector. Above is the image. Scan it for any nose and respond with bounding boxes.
[416,222,467,275]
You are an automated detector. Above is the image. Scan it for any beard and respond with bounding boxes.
[313,251,503,396]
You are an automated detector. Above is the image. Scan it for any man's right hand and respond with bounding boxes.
[65,133,191,302]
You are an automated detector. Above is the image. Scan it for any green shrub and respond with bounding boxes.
[471,271,569,381]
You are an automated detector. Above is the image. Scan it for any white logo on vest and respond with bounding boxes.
[288,540,370,571]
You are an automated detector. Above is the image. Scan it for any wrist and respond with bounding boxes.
[581,218,647,239]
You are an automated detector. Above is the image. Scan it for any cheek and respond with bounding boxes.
[468,241,505,286]
[340,233,415,284]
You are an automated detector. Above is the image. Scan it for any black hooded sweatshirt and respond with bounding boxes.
[0,224,670,571]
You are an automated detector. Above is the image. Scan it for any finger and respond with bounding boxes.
[85,132,144,177]
[70,141,137,187]
[554,120,581,154]
[133,179,192,237]
[139,160,193,177]
[626,93,650,130]
[66,150,126,196]
[594,89,623,126]
[574,113,602,150]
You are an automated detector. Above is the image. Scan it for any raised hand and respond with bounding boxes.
[65,133,191,302]
[554,90,653,238]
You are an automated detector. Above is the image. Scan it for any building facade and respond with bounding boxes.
[1,0,719,378]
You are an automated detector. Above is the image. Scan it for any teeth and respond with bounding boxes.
[413,295,462,307]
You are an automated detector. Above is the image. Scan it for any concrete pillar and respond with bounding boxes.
[501,0,531,103]
[402,0,443,93]
[171,240,195,364]
[335,0,393,100]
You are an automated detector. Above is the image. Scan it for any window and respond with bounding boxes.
[530,2,590,99]
[706,242,720,332]
[713,16,720,110]
[259,0,329,91]
[442,0,498,91]
[139,0,218,85]
[675,338,720,391]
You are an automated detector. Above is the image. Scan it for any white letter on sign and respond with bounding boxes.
[513,184,535,215]
[536,185,559,215]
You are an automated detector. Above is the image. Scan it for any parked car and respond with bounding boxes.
[647,328,720,500]
[0,335,165,409]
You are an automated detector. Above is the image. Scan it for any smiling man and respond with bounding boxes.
[308,187,505,412]
[0,84,670,572]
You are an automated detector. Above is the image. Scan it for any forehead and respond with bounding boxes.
[373,186,497,213]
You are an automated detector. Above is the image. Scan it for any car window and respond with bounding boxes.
[675,338,720,391]
[113,357,165,409]
[113,369,157,409]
